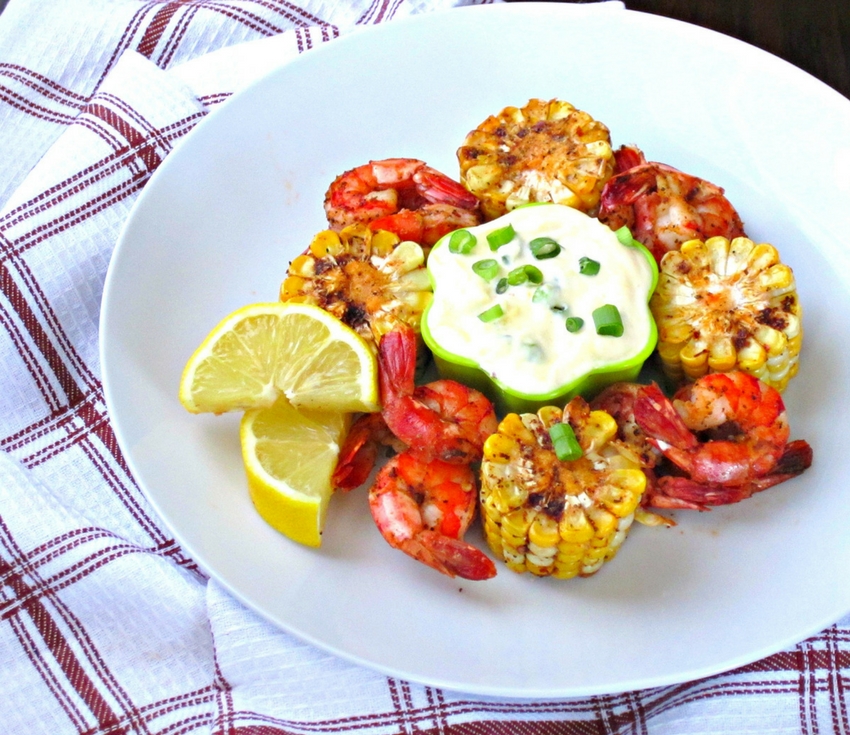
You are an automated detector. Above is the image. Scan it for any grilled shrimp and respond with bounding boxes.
[369,451,496,580]
[630,372,813,510]
[598,146,746,265]
[323,158,481,247]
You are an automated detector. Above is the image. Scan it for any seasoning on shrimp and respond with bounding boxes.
[333,322,498,491]
[333,324,498,581]
[369,452,496,580]
[323,158,481,248]
[626,372,812,510]
[597,145,746,265]
[650,236,802,391]
[280,224,431,351]
[456,98,615,220]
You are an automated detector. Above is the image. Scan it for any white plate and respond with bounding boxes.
[100,2,850,697]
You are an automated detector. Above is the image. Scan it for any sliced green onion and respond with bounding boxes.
[529,237,561,260]
[532,284,553,304]
[593,304,624,337]
[495,277,509,294]
[507,266,528,286]
[523,265,544,284]
[549,422,583,462]
[507,264,543,287]
[579,257,600,276]
[478,304,504,323]
[472,259,499,281]
[487,224,516,251]
[615,226,634,247]
[448,229,476,254]
[565,316,584,333]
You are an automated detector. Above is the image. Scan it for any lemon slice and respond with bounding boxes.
[179,302,379,414]
[241,396,349,546]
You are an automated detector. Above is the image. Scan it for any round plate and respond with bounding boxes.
[100,2,850,697]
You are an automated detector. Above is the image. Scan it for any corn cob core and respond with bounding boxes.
[280,224,432,351]
[456,99,615,221]
[480,399,647,579]
[650,236,802,392]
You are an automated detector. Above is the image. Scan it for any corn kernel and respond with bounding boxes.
[309,229,343,257]
[559,506,594,543]
[528,514,560,548]
[708,336,737,371]
[498,413,535,443]
[483,433,518,463]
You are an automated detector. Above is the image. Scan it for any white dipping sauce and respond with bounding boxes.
[425,204,655,394]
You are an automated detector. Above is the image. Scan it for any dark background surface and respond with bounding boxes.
[511,0,850,99]
[0,0,847,100]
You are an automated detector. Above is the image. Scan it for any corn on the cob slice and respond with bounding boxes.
[456,98,615,221]
[480,398,647,579]
[280,224,432,351]
[650,236,802,392]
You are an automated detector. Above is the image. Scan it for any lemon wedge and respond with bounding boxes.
[179,302,379,414]
[241,397,349,546]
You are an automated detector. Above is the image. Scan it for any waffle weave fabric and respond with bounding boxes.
[0,0,847,733]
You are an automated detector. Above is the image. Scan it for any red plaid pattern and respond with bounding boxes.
[1,1,847,733]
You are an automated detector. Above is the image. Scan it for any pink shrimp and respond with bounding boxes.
[324,158,481,247]
[369,451,496,580]
[332,413,406,491]
[378,324,498,464]
[597,145,745,265]
[629,372,812,510]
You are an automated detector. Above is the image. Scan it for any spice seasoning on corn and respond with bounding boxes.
[480,399,648,578]
[650,236,802,391]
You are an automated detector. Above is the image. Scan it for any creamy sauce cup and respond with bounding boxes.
[421,204,659,414]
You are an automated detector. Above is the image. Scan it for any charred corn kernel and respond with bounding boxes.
[457,98,615,220]
[309,229,344,257]
[650,236,802,392]
[280,224,432,351]
[479,398,648,579]
[483,433,518,463]
[583,411,618,452]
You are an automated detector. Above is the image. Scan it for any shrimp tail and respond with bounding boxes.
[414,531,497,580]
[332,413,406,491]
[633,382,699,451]
[647,439,813,511]
[769,439,813,477]
[413,167,480,209]
[377,324,417,407]
[332,434,379,490]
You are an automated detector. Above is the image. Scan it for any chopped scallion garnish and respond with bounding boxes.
[615,226,634,247]
[549,422,583,461]
[478,304,504,323]
[579,257,600,276]
[524,265,543,284]
[487,224,516,251]
[529,237,561,260]
[449,229,476,254]
[565,317,584,333]
[507,264,543,287]
[592,304,624,336]
[495,277,508,294]
[472,259,499,281]
[507,266,528,286]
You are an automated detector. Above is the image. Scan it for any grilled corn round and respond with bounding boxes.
[650,236,802,391]
[280,224,432,351]
[480,399,647,579]
[457,98,615,220]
